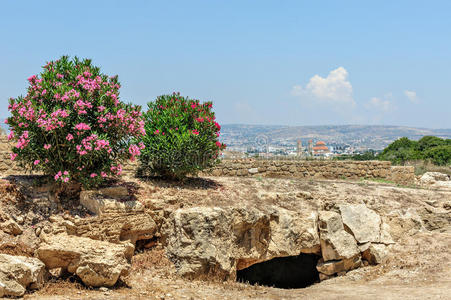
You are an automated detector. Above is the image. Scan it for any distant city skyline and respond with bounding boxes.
[1,1,450,128]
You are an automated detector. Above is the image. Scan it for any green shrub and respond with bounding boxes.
[377,137,420,164]
[378,136,451,166]
[416,136,447,152]
[139,93,226,179]
[423,145,451,166]
[6,56,145,188]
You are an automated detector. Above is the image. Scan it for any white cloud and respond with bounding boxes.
[404,90,419,103]
[366,96,394,112]
[291,67,355,106]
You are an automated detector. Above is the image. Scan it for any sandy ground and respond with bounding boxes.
[13,176,451,299]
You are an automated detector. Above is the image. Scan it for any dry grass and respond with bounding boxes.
[405,160,451,176]
[130,248,172,274]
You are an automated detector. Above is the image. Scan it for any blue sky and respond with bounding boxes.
[1,0,450,128]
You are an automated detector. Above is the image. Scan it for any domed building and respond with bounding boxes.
[313,141,329,156]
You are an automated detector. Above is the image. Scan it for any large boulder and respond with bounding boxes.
[339,204,381,243]
[0,254,47,298]
[163,206,320,279]
[317,211,361,276]
[318,210,360,261]
[165,207,236,279]
[74,187,156,245]
[37,234,133,287]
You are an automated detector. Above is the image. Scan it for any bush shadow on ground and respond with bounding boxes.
[137,175,222,191]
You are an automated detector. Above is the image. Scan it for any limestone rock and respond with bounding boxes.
[0,254,47,297]
[163,206,320,279]
[318,211,360,262]
[1,219,23,236]
[267,209,320,256]
[248,168,259,174]
[420,172,450,184]
[52,213,157,244]
[339,204,381,243]
[164,207,235,279]
[98,186,129,199]
[316,255,361,276]
[362,243,389,265]
[379,222,395,244]
[385,209,424,240]
[37,234,133,287]
[80,190,143,215]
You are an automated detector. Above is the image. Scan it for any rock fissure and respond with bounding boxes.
[164,203,394,284]
[3,173,448,297]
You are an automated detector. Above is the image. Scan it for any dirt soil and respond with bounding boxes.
[5,176,450,299]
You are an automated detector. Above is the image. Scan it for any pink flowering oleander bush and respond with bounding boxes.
[139,93,226,179]
[6,56,145,188]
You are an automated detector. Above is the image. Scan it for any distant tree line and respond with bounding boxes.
[334,150,378,161]
[335,136,451,166]
[377,136,451,166]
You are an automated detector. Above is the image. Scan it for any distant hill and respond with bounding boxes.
[2,119,450,151]
[220,124,451,150]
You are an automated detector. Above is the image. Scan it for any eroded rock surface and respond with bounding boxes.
[0,254,47,298]
[49,213,157,244]
[75,187,157,244]
[37,234,133,287]
[420,172,450,184]
[317,210,361,275]
[164,202,396,281]
[80,188,144,215]
[339,204,381,243]
[163,206,320,279]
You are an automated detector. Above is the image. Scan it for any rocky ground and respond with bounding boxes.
[0,174,450,299]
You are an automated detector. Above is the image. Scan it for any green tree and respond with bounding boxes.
[423,145,451,166]
[377,137,419,164]
[417,136,446,152]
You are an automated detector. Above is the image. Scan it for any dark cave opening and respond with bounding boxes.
[236,253,320,289]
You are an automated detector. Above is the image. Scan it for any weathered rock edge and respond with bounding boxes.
[0,254,47,298]
[163,204,393,281]
[37,233,134,287]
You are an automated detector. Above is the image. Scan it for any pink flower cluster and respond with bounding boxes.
[7,58,146,186]
[76,134,112,156]
[101,109,145,135]
[75,123,91,131]
[15,131,29,149]
[110,164,123,175]
[35,109,69,131]
[128,143,145,161]
[76,72,101,92]
[54,170,70,182]
[7,131,14,140]
[74,99,93,115]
